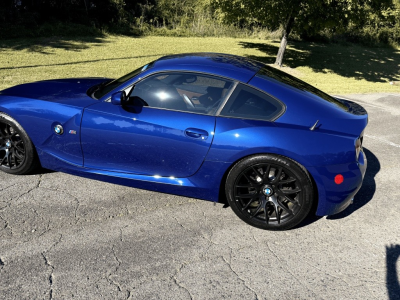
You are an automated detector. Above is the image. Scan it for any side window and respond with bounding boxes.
[219,84,284,121]
[129,72,234,114]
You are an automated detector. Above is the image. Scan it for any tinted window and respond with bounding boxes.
[129,73,234,114]
[219,84,284,121]
[257,65,349,112]
[93,63,153,99]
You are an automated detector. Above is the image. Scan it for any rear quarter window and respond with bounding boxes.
[257,65,349,112]
[219,83,284,121]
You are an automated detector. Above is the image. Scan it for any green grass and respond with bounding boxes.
[1,35,399,94]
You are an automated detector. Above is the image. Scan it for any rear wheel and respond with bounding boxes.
[0,113,39,175]
[225,154,314,230]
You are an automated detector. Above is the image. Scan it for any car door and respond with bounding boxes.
[80,72,235,178]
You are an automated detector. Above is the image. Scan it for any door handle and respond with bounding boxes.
[185,128,209,140]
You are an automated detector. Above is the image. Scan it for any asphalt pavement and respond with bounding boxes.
[1,93,399,300]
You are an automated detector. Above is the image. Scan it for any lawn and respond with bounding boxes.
[1,35,399,94]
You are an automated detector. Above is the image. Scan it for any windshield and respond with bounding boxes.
[93,63,153,99]
[257,65,349,112]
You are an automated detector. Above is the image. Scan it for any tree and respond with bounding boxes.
[213,0,395,66]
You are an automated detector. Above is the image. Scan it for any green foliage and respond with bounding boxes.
[0,0,399,48]
[213,0,398,42]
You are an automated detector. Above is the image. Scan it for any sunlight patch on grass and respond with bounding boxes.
[1,35,399,95]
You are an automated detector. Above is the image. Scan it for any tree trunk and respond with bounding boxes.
[275,34,288,67]
[275,13,295,67]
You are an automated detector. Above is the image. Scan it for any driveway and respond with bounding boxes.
[0,93,399,300]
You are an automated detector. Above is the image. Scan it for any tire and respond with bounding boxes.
[0,113,40,175]
[225,154,314,230]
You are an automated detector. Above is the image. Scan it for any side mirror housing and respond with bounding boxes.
[111,91,127,106]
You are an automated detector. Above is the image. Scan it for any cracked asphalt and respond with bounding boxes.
[1,93,400,300]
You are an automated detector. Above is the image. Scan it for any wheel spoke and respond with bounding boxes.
[1,150,10,167]
[9,150,15,167]
[275,190,301,206]
[274,203,281,224]
[279,177,296,184]
[262,164,271,181]
[249,202,263,219]
[14,141,25,153]
[242,173,255,187]
[15,146,25,154]
[0,154,7,166]
[262,202,269,224]
[236,184,253,188]
[14,150,24,160]
[276,199,294,216]
[281,188,301,194]
[241,197,258,211]
[251,166,263,179]
[237,193,257,198]
[0,146,7,151]
[284,195,300,206]
[271,167,283,184]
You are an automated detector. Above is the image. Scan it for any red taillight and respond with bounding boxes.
[335,174,344,184]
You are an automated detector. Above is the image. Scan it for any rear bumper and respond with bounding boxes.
[309,149,367,216]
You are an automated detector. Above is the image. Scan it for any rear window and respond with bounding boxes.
[257,65,349,112]
[219,83,284,121]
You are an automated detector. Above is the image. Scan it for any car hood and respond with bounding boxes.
[0,78,111,104]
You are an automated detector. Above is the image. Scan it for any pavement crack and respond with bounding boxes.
[41,234,62,299]
[106,245,130,297]
[38,220,52,237]
[41,252,55,300]
[0,182,19,192]
[172,263,194,300]
[266,242,318,298]
[222,252,259,300]
[0,213,12,235]
[37,174,43,188]
[13,174,43,202]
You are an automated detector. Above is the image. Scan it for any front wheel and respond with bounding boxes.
[0,113,40,175]
[225,155,314,230]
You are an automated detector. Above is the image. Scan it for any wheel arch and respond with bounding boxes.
[0,111,42,174]
[217,152,319,214]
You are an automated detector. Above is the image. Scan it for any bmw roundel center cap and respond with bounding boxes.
[263,186,273,197]
[54,125,64,135]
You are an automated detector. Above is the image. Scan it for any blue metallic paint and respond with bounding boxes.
[0,53,368,217]
[81,103,216,177]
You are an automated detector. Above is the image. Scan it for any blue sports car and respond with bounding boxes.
[0,53,367,230]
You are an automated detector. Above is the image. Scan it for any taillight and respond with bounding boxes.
[355,134,363,160]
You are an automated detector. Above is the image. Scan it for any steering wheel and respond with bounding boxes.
[182,94,195,108]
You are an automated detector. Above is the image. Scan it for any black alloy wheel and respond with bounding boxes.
[226,155,314,230]
[0,113,39,175]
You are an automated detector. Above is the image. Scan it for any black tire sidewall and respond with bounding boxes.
[225,154,314,230]
[0,113,38,175]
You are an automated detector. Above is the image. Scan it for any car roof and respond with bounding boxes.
[150,53,265,83]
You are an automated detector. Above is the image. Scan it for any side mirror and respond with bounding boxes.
[111,91,127,106]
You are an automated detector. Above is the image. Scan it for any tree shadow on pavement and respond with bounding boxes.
[327,147,379,220]
[386,244,400,300]
[239,41,400,83]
